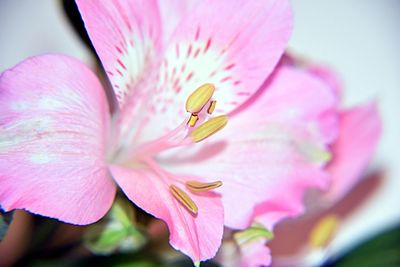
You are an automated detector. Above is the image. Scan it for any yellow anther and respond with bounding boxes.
[309,214,340,248]
[207,100,217,114]
[170,185,198,215]
[187,114,199,127]
[186,180,223,192]
[191,115,228,142]
[185,83,215,113]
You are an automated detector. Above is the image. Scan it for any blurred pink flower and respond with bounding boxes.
[232,61,381,267]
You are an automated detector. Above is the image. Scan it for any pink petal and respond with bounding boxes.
[307,64,343,99]
[163,65,337,229]
[0,55,115,225]
[158,0,200,44]
[109,165,223,263]
[75,0,162,109]
[324,103,381,202]
[135,0,293,143]
[241,239,271,267]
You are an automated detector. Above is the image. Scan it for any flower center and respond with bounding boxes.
[124,83,228,215]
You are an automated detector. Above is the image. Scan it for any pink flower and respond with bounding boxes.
[232,61,381,267]
[0,0,350,265]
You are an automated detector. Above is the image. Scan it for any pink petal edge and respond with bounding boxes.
[325,103,381,203]
[241,238,272,267]
[0,55,115,224]
[109,165,224,263]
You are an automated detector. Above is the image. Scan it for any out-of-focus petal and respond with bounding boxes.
[0,55,115,224]
[136,0,293,143]
[325,103,381,202]
[307,64,343,99]
[76,0,162,109]
[241,239,272,267]
[162,65,337,229]
[109,165,223,264]
[234,223,273,267]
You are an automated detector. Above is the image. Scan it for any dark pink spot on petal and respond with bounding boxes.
[233,80,242,86]
[195,26,200,41]
[120,41,128,53]
[219,48,227,56]
[173,79,181,93]
[116,69,124,77]
[204,38,212,53]
[180,64,186,73]
[193,48,201,58]
[220,76,232,83]
[186,72,194,82]
[187,44,193,58]
[224,63,236,70]
[115,46,124,54]
[117,59,127,70]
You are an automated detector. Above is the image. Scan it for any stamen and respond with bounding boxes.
[170,185,198,215]
[187,114,199,127]
[186,83,215,113]
[191,115,228,142]
[207,100,217,114]
[308,214,340,248]
[186,180,222,192]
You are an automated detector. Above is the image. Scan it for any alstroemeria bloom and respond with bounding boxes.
[0,0,296,264]
[232,62,381,267]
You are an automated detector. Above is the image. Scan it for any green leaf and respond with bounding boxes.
[234,222,274,246]
[84,196,147,255]
[324,224,400,267]
[0,210,13,241]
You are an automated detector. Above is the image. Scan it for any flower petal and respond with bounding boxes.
[75,0,162,108]
[307,64,343,99]
[240,239,271,267]
[163,65,337,229]
[109,165,223,263]
[136,0,293,142]
[0,55,115,224]
[157,0,200,44]
[325,103,381,202]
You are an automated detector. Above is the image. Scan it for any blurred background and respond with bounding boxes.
[0,0,399,266]
[286,1,400,265]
